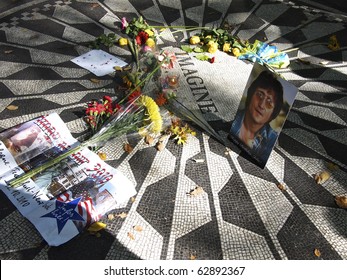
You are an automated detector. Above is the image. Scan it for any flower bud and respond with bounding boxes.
[207,41,218,53]
[145,38,156,48]
[189,36,200,45]
[232,47,241,57]
[223,43,231,52]
[118,37,128,46]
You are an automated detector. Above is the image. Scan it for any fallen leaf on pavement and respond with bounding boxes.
[314,171,330,184]
[128,232,135,240]
[335,196,347,209]
[187,186,204,196]
[133,225,143,232]
[278,184,286,191]
[314,248,321,257]
[124,143,133,153]
[90,78,100,83]
[6,105,18,110]
[117,212,128,219]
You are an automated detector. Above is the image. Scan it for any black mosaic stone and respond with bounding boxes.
[277,205,342,260]
[47,230,117,260]
[173,220,223,260]
[282,151,337,207]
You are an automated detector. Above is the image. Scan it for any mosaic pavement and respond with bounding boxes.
[0,0,346,260]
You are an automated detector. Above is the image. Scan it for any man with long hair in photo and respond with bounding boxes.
[230,70,284,164]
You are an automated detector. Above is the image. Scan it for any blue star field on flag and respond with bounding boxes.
[41,197,85,234]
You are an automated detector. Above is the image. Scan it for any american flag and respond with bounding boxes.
[56,191,100,232]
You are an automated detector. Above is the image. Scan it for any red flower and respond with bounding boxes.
[209,57,215,63]
[103,95,112,104]
[127,90,141,102]
[135,31,149,45]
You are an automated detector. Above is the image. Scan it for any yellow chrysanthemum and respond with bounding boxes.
[207,41,218,54]
[145,38,156,48]
[118,37,128,46]
[223,43,231,52]
[138,95,163,133]
[145,29,154,37]
[232,47,241,57]
[189,35,200,45]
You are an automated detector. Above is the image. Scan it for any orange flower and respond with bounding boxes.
[155,93,167,106]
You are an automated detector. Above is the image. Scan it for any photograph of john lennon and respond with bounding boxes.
[229,63,298,168]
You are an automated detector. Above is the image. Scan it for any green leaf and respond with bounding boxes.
[193,46,204,53]
[216,28,225,34]
[181,45,193,53]
[195,53,210,61]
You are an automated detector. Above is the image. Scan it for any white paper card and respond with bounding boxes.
[71,50,128,76]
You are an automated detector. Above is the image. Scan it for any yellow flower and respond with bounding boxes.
[232,47,241,57]
[223,43,231,52]
[145,38,156,48]
[207,41,218,54]
[145,29,154,37]
[189,35,200,45]
[138,95,163,134]
[118,37,128,46]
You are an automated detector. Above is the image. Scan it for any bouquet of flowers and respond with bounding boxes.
[9,94,163,188]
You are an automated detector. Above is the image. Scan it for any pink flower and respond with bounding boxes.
[121,17,128,30]
[158,50,176,69]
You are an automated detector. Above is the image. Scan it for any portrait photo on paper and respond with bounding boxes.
[229,62,298,168]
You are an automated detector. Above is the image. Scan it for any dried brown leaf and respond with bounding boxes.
[6,105,18,111]
[145,135,154,145]
[156,141,165,151]
[133,225,143,232]
[277,184,286,191]
[314,171,331,184]
[326,162,339,171]
[124,143,133,153]
[188,186,204,196]
[90,78,100,83]
[314,248,321,257]
[107,213,115,220]
[117,212,128,219]
[190,254,196,260]
[128,232,135,240]
[131,197,136,203]
[335,196,347,209]
[90,3,100,9]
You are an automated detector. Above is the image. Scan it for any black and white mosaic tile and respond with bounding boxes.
[0,0,346,260]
